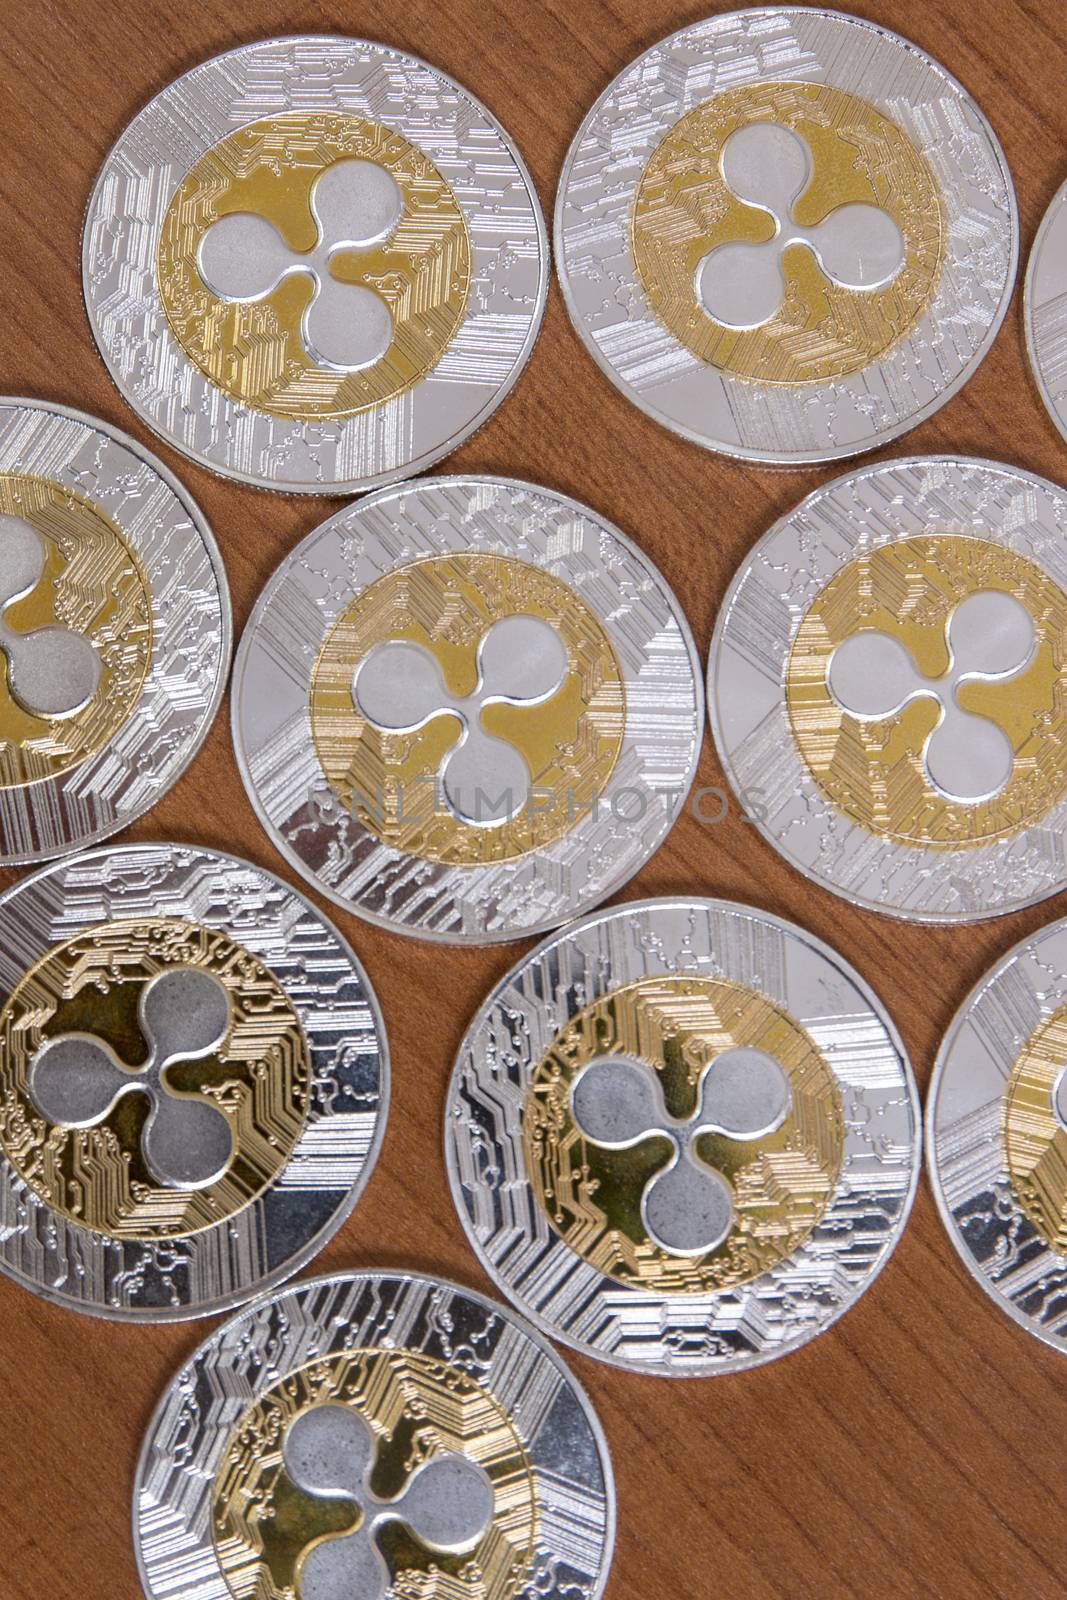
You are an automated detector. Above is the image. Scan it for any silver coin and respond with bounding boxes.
[1026,175,1067,446]
[928,915,1067,1355]
[446,896,918,1376]
[555,8,1017,466]
[231,475,702,944]
[709,454,1067,923]
[0,843,388,1321]
[134,1269,615,1600]
[0,398,229,862]
[83,36,547,496]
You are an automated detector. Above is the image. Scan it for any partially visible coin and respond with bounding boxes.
[0,399,228,862]
[135,1270,615,1600]
[709,455,1067,923]
[928,916,1067,1355]
[447,897,918,1376]
[1026,176,1067,446]
[555,8,1017,465]
[83,35,547,495]
[232,475,702,943]
[0,843,388,1321]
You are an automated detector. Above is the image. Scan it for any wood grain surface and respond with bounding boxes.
[1,1,1066,1595]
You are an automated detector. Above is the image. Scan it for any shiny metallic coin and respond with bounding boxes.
[710,455,1067,922]
[232,476,702,944]
[447,897,918,1376]
[1026,176,1067,446]
[928,916,1067,1355]
[135,1269,615,1600]
[0,399,229,862]
[0,843,388,1321]
[555,9,1016,465]
[83,36,546,496]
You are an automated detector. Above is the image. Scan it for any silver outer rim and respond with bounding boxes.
[554,6,1018,467]
[1025,173,1067,447]
[82,33,549,496]
[132,1268,617,1600]
[446,895,920,1377]
[230,474,705,946]
[708,452,1067,924]
[0,842,391,1323]
[0,397,231,864]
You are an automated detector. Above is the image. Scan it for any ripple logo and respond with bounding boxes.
[0,514,101,717]
[571,1046,792,1255]
[29,967,233,1189]
[284,1404,493,1600]
[353,615,568,825]
[697,123,906,329]
[828,590,1036,804]
[198,159,404,371]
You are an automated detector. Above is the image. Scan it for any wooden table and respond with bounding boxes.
[2,1,1065,1594]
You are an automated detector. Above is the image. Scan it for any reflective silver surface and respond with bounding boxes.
[1026,173,1067,448]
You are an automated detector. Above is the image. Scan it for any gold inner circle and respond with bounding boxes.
[523,974,844,1295]
[157,111,472,420]
[631,80,944,384]
[786,534,1067,850]
[1005,1006,1067,1252]
[310,552,626,866]
[212,1346,539,1600]
[0,473,153,787]
[0,917,311,1240]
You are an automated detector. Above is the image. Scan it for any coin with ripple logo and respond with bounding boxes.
[709,456,1067,922]
[231,476,702,943]
[83,36,547,494]
[928,916,1067,1355]
[0,399,228,862]
[1026,175,1067,449]
[555,8,1016,464]
[134,1271,615,1600]
[0,843,388,1320]
[446,898,918,1375]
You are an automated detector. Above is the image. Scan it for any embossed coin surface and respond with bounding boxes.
[927,916,1067,1355]
[0,844,388,1320]
[1026,176,1067,448]
[83,36,547,495]
[555,8,1016,465]
[709,456,1067,922]
[0,399,228,862]
[134,1270,615,1600]
[232,476,702,943]
[447,898,918,1375]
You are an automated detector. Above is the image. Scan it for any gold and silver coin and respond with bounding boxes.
[231,476,702,943]
[555,8,1017,465]
[83,36,547,495]
[446,897,918,1376]
[0,399,228,862]
[0,843,388,1321]
[928,916,1067,1355]
[134,1270,615,1600]
[1026,174,1067,446]
[709,456,1067,922]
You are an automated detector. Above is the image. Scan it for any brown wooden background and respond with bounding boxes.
[2,1,1067,1595]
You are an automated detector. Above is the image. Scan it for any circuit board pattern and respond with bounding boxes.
[0,401,228,862]
[632,80,943,384]
[0,845,387,1319]
[0,916,310,1240]
[84,37,546,493]
[928,917,1067,1353]
[136,1273,614,1600]
[213,1346,539,1599]
[448,899,918,1375]
[233,478,701,942]
[556,8,1015,462]
[310,552,624,865]
[158,112,471,420]
[711,458,1067,921]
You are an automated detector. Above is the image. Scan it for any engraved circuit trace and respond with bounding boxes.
[284,1403,494,1600]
